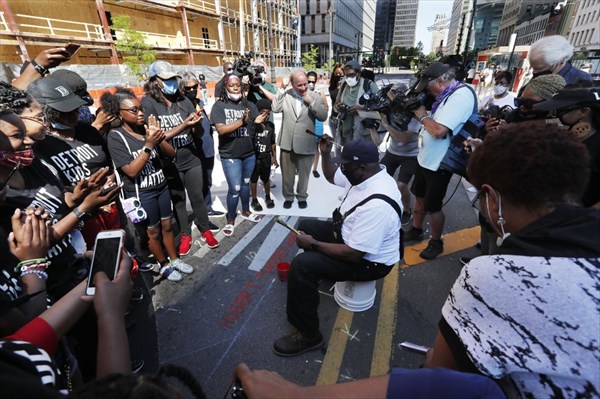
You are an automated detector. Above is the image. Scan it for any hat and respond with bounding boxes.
[524,74,566,100]
[148,61,180,80]
[27,77,86,113]
[256,98,272,111]
[51,69,93,105]
[345,60,362,72]
[534,87,600,111]
[332,139,379,164]
[414,62,451,92]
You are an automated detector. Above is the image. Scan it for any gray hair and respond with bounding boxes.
[178,70,198,89]
[439,68,456,82]
[529,35,573,67]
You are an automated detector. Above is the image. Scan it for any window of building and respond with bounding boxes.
[202,27,210,49]
[322,15,326,33]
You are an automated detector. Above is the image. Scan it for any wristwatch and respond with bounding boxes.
[72,206,87,220]
[30,60,50,76]
[142,146,152,155]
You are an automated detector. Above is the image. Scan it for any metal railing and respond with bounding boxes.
[13,14,105,40]
[0,12,10,32]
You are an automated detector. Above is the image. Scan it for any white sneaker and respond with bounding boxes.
[170,258,194,274]
[159,266,183,282]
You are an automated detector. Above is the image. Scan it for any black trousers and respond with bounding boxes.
[287,219,392,337]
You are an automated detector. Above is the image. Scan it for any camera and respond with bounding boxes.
[122,197,147,224]
[233,52,266,86]
[360,83,431,131]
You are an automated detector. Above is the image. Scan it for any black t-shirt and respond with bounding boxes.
[34,123,110,186]
[107,128,167,193]
[582,132,600,207]
[253,121,275,159]
[0,157,76,269]
[210,99,258,159]
[141,94,202,170]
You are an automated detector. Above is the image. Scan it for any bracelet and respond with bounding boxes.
[30,60,50,76]
[419,115,433,124]
[20,269,49,280]
[19,262,51,273]
[15,258,47,273]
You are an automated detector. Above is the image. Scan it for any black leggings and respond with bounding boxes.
[168,163,210,235]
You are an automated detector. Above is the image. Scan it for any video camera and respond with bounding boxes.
[359,82,432,131]
[232,52,266,86]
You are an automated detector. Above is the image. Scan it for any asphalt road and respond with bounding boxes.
[138,72,483,398]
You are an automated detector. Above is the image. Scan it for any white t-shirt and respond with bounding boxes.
[333,166,402,265]
[478,92,516,112]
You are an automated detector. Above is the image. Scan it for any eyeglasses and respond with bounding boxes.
[120,107,142,115]
[183,84,198,92]
[514,98,541,110]
[308,80,316,84]
[20,114,47,126]
[345,72,358,78]
[226,68,233,71]
[471,189,483,211]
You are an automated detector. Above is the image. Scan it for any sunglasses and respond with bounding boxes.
[120,107,142,115]
[183,84,198,92]
[514,98,542,109]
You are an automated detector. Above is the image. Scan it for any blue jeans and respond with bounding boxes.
[221,154,256,221]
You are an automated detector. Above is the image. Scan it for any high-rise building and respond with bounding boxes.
[514,3,555,45]
[446,0,472,54]
[568,0,599,76]
[472,1,505,50]
[393,0,418,48]
[496,0,548,46]
[374,0,397,53]
[299,0,375,65]
[430,14,449,56]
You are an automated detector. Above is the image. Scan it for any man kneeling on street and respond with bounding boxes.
[273,138,402,357]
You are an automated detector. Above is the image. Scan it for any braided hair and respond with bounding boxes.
[0,81,33,115]
[69,364,208,399]
[218,74,252,110]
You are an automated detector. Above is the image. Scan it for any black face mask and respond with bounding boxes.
[184,91,197,102]
[531,70,552,79]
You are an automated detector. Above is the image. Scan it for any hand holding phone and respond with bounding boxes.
[86,230,125,295]
[64,43,81,59]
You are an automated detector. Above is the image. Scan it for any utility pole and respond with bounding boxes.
[355,32,362,61]
[295,0,301,67]
[328,5,335,64]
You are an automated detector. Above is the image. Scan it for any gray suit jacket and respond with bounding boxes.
[272,89,328,155]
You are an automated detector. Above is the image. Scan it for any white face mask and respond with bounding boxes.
[227,92,242,101]
[345,76,358,87]
[493,85,507,96]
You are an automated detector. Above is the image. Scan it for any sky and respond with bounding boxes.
[414,0,454,54]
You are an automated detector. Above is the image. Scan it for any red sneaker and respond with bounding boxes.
[178,233,192,256]
[201,229,219,249]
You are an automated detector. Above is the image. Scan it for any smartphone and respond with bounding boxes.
[65,43,81,57]
[85,230,124,295]
[398,341,431,354]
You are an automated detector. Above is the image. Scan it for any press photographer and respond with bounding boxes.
[403,62,478,260]
[333,61,379,145]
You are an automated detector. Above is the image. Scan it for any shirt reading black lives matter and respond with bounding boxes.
[34,123,110,186]
[0,157,76,269]
[141,95,202,170]
[253,121,275,159]
[107,127,167,193]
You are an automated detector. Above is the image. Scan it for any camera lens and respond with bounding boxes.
[132,199,141,208]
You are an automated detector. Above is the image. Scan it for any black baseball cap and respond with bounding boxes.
[27,77,86,113]
[51,69,94,105]
[256,98,272,111]
[332,139,379,164]
[533,87,600,111]
[415,62,451,92]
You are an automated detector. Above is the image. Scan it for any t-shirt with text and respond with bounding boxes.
[210,99,258,159]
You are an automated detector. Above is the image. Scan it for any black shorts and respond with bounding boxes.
[410,164,452,212]
[126,185,172,228]
[380,152,417,184]
[251,156,271,183]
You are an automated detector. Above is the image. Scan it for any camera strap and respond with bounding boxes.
[113,130,141,200]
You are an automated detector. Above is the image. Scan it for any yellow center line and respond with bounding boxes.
[318,226,481,383]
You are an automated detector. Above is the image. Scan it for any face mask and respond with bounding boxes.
[50,121,74,131]
[227,92,242,101]
[493,85,507,96]
[160,78,179,95]
[345,77,358,87]
[0,149,35,168]
[226,69,234,75]
[308,82,315,91]
[532,69,552,79]
[260,73,268,80]
[184,91,197,102]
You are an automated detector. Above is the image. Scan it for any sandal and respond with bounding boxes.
[240,212,262,223]
[223,223,235,237]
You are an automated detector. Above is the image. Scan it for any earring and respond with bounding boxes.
[497,194,506,226]
[571,119,593,141]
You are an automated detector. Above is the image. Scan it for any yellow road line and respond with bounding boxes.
[316,309,354,385]
[319,226,481,383]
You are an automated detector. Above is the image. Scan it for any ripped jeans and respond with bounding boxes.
[221,154,256,222]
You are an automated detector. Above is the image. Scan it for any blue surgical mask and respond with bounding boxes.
[160,78,179,95]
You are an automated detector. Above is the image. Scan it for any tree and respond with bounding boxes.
[301,45,319,71]
[110,15,156,83]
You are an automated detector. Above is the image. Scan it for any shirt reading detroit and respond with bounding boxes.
[225,109,249,138]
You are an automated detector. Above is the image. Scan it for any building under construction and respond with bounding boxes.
[0,0,299,67]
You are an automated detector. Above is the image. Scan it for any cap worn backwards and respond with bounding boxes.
[148,61,180,80]
[332,139,379,164]
[415,62,451,92]
[28,77,86,113]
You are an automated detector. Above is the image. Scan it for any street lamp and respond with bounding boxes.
[355,32,362,62]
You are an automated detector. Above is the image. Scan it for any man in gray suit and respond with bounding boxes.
[272,70,328,209]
